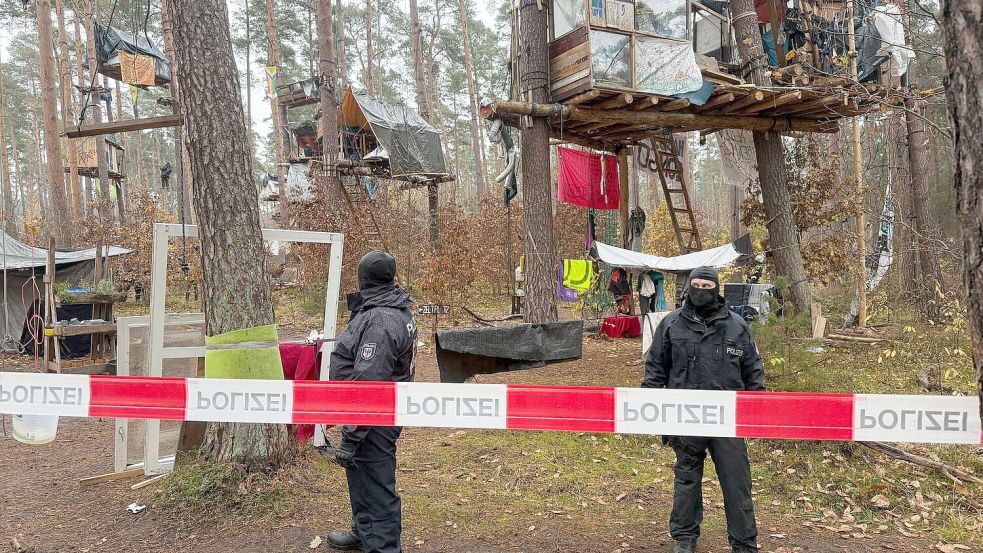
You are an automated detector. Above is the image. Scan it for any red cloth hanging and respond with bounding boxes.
[280,342,323,441]
[558,147,621,210]
[754,0,785,23]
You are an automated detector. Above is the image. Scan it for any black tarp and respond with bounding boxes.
[435,321,583,383]
[20,301,93,359]
[343,90,448,178]
[94,23,171,85]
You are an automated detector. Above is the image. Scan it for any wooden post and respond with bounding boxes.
[618,148,631,248]
[847,0,867,327]
[766,0,786,67]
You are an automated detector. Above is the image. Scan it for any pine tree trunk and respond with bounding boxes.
[162,0,190,223]
[518,0,557,324]
[316,0,342,209]
[940,0,983,417]
[36,0,72,241]
[900,5,942,318]
[365,0,374,94]
[458,0,486,200]
[265,0,288,219]
[167,0,290,470]
[730,0,811,313]
[0,54,15,236]
[336,0,347,88]
[84,0,112,222]
[410,0,439,246]
[245,0,254,156]
[55,0,82,219]
[888,109,918,295]
[905,102,943,314]
[12,138,24,224]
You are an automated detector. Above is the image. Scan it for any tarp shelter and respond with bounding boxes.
[435,321,584,383]
[0,232,131,351]
[592,238,748,273]
[337,88,448,178]
[94,23,171,86]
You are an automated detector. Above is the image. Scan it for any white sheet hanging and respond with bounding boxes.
[593,240,741,272]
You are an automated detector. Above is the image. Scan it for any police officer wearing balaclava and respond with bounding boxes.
[643,266,765,553]
[326,251,417,553]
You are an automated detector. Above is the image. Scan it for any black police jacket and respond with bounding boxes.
[330,285,418,444]
[642,297,765,391]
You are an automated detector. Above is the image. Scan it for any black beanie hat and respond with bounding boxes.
[357,250,397,290]
[687,266,719,289]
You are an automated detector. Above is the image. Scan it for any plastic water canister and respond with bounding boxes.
[11,414,59,445]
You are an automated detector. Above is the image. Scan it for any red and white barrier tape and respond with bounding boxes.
[1,373,980,445]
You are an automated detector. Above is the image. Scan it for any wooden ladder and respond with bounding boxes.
[339,176,387,251]
[651,135,703,254]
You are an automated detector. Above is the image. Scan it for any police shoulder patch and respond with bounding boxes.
[361,343,377,360]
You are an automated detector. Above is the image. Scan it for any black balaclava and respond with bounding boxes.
[347,250,397,314]
[686,266,720,316]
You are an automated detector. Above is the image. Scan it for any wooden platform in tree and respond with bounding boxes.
[483,69,907,152]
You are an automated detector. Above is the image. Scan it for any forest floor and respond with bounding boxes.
[1,290,982,553]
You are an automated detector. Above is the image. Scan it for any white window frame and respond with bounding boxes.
[113,223,345,475]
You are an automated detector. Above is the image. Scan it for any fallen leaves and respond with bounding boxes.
[870,494,891,509]
[934,543,971,553]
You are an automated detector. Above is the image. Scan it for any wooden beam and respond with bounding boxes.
[64,114,184,138]
[720,91,767,114]
[694,93,735,112]
[661,98,691,111]
[742,91,803,114]
[549,132,619,153]
[629,96,660,111]
[769,94,848,117]
[488,99,835,133]
[767,0,786,67]
[565,89,602,106]
[617,148,630,248]
[595,93,633,109]
[80,467,144,486]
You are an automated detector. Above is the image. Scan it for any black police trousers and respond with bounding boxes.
[669,436,758,550]
[345,427,403,553]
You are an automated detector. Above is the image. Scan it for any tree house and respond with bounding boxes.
[67,135,126,181]
[486,0,909,152]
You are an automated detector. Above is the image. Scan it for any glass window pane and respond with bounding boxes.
[635,0,688,39]
[590,30,631,88]
[553,0,586,39]
[590,0,605,26]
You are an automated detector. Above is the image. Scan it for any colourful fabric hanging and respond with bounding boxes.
[557,262,578,302]
[558,147,621,210]
[119,51,155,86]
[562,259,593,292]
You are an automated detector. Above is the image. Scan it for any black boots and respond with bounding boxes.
[673,539,696,553]
[327,530,363,551]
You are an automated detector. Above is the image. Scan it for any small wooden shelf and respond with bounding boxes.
[49,322,117,337]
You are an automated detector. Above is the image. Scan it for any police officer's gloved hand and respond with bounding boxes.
[334,440,358,469]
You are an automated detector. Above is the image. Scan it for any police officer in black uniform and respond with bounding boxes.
[643,266,765,553]
[326,251,417,553]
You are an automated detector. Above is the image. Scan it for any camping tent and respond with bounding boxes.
[337,88,448,178]
[0,232,130,351]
